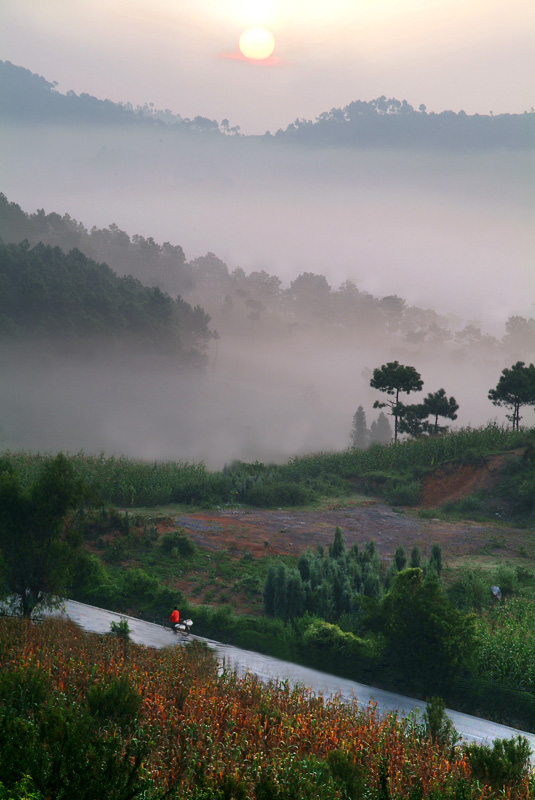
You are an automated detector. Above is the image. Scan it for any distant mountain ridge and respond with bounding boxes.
[1,60,533,148]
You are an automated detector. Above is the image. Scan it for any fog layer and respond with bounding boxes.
[1,122,533,323]
[1,119,533,465]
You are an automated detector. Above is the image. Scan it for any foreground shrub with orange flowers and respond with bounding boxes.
[0,617,532,799]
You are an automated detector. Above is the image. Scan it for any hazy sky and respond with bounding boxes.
[2,0,534,134]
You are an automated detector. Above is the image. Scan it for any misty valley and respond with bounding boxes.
[0,189,534,465]
[1,58,535,800]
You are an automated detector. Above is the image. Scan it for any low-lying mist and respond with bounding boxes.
[1,116,533,466]
[1,121,533,326]
[1,334,529,469]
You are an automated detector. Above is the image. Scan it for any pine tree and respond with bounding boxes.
[410,546,421,568]
[350,405,368,449]
[330,526,345,558]
[369,411,393,444]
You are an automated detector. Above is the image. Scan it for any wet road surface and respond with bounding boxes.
[61,599,535,755]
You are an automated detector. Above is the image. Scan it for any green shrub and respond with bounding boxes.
[86,676,141,729]
[422,696,458,746]
[73,551,110,601]
[160,530,196,557]
[0,682,150,800]
[303,620,372,659]
[0,775,44,800]
[0,668,49,715]
[327,748,365,799]
[447,569,489,611]
[232,574,262,597]
[493,565,517,597]
[384,480,421,506]
[463,736,531,789]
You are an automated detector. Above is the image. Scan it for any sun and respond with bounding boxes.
[238,26,275,60]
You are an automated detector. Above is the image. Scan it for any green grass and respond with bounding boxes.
[1,424,531,513]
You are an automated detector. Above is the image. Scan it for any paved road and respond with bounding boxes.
[61,599,535,755]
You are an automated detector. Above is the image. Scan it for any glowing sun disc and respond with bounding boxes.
[239,26,275,60]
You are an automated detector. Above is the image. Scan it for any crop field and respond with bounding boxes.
[1,424,530,510]
[0,617,532,799]
[474,597,535,693]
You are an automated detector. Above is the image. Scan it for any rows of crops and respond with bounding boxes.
[474,598,535,693]
[282,425,528,482]
[0,424,530,508]
[1,617,532,798]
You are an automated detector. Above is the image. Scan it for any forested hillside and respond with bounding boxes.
[0,239,212,363]
[271,96,535,148]
[1,192,534,369]
[0,60,223,134]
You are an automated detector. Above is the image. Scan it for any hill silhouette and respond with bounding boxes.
[1,59,533,147]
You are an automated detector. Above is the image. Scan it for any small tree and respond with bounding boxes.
[330,526,345,559]
[394,546,407,572]
[350,405,368,449]
[370,361,423,441]
[0,454,85,617]
[422,389,459,434]
[410,546,421,568]
[369,411,392,444]
[488,361,535,431]
[378,568,475,691]
[428,543,443,577]
[398,403,428,438]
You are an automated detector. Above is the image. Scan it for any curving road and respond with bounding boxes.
[60,599,535,755]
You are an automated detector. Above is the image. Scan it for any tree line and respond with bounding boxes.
[1,193,534,364]
[2,60,533,148]
[272,96,535,148]
[350,359,535,447]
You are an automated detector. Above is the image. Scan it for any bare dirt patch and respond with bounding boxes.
[419,452,517,508]
[166,502,531,565]
[135,450,532,601]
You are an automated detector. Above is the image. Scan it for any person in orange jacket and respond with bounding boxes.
[170,607,180,627]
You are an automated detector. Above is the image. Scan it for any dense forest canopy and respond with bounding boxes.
[0,237,212,364]
[1,60,533,148]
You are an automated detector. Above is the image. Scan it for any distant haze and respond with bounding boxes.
[1,122,533,325]
[2,0,534,134]
[0,3,534,467]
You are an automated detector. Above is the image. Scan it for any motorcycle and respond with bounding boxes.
[173,618,193,637]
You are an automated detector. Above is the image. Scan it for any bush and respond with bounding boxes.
[232,574,262,597]
[73,551,110,601]
[303,620,373,659]
[0,674,150,800]
[160,530,196,557]
[447,569,490,611]
[422,696,458,746]
[86,676,141,729]
[463,736,532,789]
[327,749,365,799]
[493,565,517,597]
[384,480,421,506]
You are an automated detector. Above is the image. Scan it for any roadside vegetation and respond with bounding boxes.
[2,426,535,732]
[0,616,532,799]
